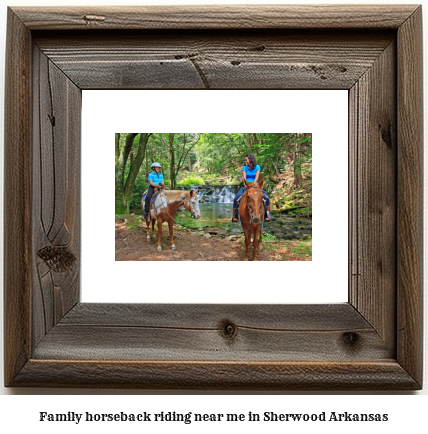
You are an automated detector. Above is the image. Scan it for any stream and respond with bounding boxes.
[136,184,311,240]
[175,203,311,240]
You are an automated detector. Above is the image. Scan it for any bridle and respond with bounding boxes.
[245,186,264,223]
[184,194,198,219]
[239,185,265,233]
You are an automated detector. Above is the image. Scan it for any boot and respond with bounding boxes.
[232,208,239,222]
[265,206,272,221]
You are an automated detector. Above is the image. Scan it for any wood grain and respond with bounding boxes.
[349,39,397,351]
[31,46,81,348]
[4,6,423,390]
[397,6,423,387]
[12,5,419,30]
[32,304,391,362]
[12,361,419,390]
[34,31,394,89]
[4,8,32,388]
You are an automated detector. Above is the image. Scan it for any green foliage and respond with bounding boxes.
[289,207,312,218]
[178,176,205,187]
[292,236,312,257]
[262,232,278,241]
[116,132,312,214]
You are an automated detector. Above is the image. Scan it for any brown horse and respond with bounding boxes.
[239,178,265,261]
[141,189,200,252]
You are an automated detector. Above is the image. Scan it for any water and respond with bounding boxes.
[191,185,239,204]
[135,183,312,240]
[175,203,312,240]
[176,203,234,231]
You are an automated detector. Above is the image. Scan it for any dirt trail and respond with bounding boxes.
[115,219,310,262]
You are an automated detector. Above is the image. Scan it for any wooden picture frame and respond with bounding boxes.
[4,5,423,390]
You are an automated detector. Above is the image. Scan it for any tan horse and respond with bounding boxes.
[142,189,200,252]
[239,178,265,261]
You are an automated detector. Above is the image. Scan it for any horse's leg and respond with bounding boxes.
[151,218,156,238]
[244,229,251,261]
[168,220,176,250]
[156,218,163,252]
[258,228,263,251]
[252,225,261,261]
[145,217,151,240]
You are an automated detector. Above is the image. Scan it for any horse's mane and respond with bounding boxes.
[161,189,193,203]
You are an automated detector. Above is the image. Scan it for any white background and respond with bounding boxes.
[0,0,427,430]
[82,90,348,304]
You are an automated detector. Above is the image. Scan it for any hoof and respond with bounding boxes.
[171,245,176,251]
[244,257,249,261]
[147,235,151,240]
[253,258,258,261]
[258,245,263,251]
[157,246,162,252]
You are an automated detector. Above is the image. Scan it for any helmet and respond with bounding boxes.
[151,162,162,168]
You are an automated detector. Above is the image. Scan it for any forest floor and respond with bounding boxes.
[115,216,311,262]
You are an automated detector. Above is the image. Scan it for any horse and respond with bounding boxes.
[239,178,265,261]
[141,189,200,252]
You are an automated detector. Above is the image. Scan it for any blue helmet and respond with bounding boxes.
[151,162,162,168]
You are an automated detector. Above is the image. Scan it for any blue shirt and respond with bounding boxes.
[242,164,261,183]
[148,171,164,186]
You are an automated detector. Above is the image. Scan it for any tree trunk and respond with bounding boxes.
[115,133,150,214]
[293,134,303,190]
[168,133,176,190]
[115,133,127,213]
[293,151,303,190]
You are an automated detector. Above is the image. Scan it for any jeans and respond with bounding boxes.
[233,186,270,209]
[144,186,155,212]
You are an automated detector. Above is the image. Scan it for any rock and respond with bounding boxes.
[205,227,228,235]
[204,233,212,239]
[229,229,239,235]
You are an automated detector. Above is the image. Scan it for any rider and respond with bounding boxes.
[232,153,272,222]
[142,162,165,217]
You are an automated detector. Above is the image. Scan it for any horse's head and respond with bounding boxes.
[184,189,201,219]
[244,178,265,224]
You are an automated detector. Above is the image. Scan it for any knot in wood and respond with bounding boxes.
[219,320,238,340]
[341,332,361,350]
[37,245,76,272]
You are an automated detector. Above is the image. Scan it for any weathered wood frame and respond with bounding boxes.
[4,5,423,389]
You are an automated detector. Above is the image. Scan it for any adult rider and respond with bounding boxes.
[232,153,272,222]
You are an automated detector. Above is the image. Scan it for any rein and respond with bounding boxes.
[184,196,197,219]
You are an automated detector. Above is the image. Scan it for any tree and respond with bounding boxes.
[287,133,312,190]
[167,133,199,189]
[115,133,152,214]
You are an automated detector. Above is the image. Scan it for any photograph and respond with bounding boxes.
[115,133,312,261]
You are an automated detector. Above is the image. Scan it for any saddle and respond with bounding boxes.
[148,187,163,217]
